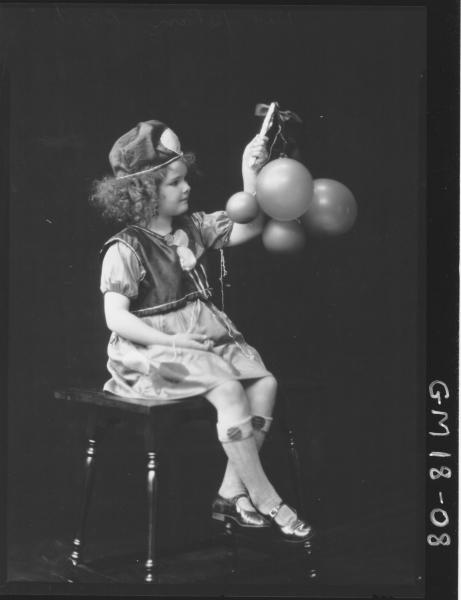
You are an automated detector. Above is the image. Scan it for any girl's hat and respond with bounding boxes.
[109,120,183,179]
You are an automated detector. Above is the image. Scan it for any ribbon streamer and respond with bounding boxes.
[254,102,303,124]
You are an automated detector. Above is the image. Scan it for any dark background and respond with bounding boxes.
[5,4,426,589]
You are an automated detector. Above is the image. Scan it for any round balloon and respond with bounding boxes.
[303,179,357,234]
[262,219,306,253]
[256,158,313,221]
[226,191,260,224]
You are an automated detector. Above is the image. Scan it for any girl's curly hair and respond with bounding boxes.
[90,152,196,227]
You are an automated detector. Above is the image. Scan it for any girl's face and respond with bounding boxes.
[156,160,191,218]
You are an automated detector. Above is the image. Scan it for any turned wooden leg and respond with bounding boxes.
[70,407,101,566]
[144,421,159,583]
[286,423,306,514]
[224,520,238,576]
[278,389,307,517]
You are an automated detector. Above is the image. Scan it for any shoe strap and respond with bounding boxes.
[268,502,301,524]
[232,493,249,502]
[268,501,285,520]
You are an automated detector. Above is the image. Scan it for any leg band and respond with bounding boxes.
[217,415,253,443]
[251,415,273,434]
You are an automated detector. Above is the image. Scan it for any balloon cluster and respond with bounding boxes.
[227,159,358,253]
[226,104,358,253]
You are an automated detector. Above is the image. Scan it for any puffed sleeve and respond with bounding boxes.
[100,241,146,298]
[191,210,234,249]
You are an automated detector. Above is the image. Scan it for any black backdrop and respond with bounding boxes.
[6,4,426,586]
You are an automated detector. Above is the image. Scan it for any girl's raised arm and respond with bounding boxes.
[227,135,268,247]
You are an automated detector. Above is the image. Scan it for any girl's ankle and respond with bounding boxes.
[218,490,255,512]
[253,495,282,516]
[218,487,247,500]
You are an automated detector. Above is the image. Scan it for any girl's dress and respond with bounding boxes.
[100,210,271,399]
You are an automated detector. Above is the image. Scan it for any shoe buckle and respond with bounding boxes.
[268,502,283,520]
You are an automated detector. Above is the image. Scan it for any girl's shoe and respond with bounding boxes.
[266,501,315,543]
[212,493,271,528]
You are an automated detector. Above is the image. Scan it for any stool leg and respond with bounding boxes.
[224,521,239,577]
[144,423,159,583]
[278,390,306,516]
[70,407,100,566]
[286,424,306,515]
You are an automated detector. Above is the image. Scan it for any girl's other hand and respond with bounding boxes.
[171,332,214,351]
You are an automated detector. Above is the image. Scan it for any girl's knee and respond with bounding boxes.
[257,375,278,400]
[264,375,278,395]
[217,379,245,396]
[207,381,251,421]
[207,379,247,409]
[247,375,278,415]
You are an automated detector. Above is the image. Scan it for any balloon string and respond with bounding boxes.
[268,120,285,160]
[210,303,255,361]
[199,263,211,288]
[268,116,289,159]
[188,269,210,299]
[279,125,288,156]
[186,298,201,332]
[219,248,228,311]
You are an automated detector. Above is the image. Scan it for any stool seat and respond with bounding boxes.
[54,387,210,415]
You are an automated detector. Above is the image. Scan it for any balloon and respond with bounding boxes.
[256,158,313,221]
[262,219,306,253]
[226,191,260,223]
[303,179,357,235]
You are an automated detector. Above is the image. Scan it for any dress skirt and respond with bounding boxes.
[103,299,272,399]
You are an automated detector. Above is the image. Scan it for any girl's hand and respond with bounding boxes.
[170,332,214,351]
[242,134,269,181]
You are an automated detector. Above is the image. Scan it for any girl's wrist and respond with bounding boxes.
[242,173,257,194]
[148,333,177,347]
[167,333,178,347]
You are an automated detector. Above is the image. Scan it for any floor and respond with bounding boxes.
[6,394,425,596]
[7,509,425,597]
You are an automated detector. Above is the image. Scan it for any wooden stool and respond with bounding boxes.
[54,385,310,583]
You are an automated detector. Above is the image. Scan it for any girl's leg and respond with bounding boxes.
[208,379,313,540]
[218,376,277,507]
[206,380,281,514]
[244,375,277,448]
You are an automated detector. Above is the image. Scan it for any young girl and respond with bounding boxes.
[90,119,313,542]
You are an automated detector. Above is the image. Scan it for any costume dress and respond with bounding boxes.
[100,211,271,399]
